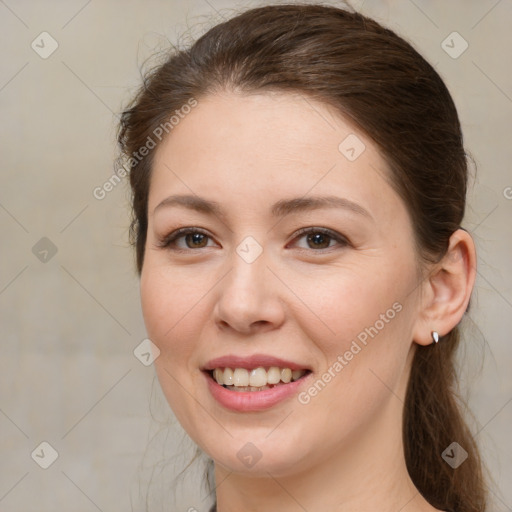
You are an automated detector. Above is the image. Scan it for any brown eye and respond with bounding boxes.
[185,232,209,248]
[290,227,349,251]
[157,228,215,251]
[306,232,332,249]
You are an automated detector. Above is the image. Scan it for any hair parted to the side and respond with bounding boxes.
[118,4,487,511]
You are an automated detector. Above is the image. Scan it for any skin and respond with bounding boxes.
[140,91,476,512]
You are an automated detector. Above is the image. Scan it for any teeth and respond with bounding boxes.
[233,368,249,387]
[211,366,307,388]
[267,366,281,384]
[280,368,292,383]
[249,367,267,387]
[291,369,303,381]
[223,367,234,385]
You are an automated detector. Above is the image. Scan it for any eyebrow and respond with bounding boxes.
[153,194,372,220]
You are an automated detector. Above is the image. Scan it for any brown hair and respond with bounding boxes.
[118,4,486,511]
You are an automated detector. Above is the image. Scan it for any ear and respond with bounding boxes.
[412,229,476,346]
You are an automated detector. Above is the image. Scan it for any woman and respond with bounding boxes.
[118,4,487,511]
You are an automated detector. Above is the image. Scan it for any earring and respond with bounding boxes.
[432,331,440,344]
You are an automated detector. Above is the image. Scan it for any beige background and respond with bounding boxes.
[0,0,511,511]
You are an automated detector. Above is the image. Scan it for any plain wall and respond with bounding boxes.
[1,0,511,510]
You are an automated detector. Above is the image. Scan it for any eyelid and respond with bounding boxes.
[288,226,350,250]
[156,226,350,252]
[156,227,218,250]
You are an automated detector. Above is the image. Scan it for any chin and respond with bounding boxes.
[193,426,316,478]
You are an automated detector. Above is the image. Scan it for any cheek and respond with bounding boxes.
[140,266,205,430]
[140,269,171,344]
[139,265,203,418]
[140,265,205,348]
[287,260,411,352]
[289,261,416,408]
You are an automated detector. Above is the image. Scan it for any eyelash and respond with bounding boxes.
[156,227,350,253]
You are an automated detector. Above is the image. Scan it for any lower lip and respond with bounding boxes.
[204,371,311,412]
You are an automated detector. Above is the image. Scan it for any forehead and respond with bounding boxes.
[149,91,402,223]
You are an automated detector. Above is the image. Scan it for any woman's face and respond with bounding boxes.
[141,91,425,476]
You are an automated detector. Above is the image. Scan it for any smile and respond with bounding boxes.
[202,354,312,411]
[210,367,309,391]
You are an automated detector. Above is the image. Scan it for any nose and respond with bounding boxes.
[213,252,285,335]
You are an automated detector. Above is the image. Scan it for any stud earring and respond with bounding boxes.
[432,331,440,344]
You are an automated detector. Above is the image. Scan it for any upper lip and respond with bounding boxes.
[202,353,311,371]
